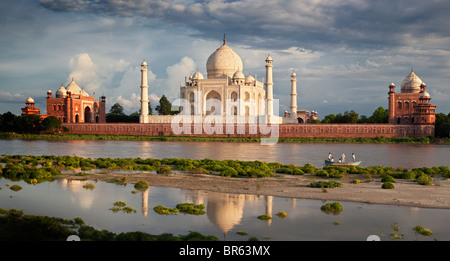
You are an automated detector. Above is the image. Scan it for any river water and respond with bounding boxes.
[0,139,449,241]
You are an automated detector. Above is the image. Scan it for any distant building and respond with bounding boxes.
[22,78,106,123]
[139,35,316,124]
[45,78,106,123]
[21,97,45,118]
[388,69,436,125]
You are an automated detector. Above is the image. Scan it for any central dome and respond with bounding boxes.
[400,70,423,93]
[206,40,243,79]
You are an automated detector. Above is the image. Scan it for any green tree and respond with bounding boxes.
[41,116,61,133]
[1,112,18,132]
[368,107,388,123]
[155,95,172,115]
[435,112,450,138]
[109,103,125,115]
[16,114,42,133]
[321,114,336,123]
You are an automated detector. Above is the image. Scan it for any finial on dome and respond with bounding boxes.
[223,34,226,45]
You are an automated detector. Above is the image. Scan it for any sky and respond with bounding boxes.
[1,0,449,119]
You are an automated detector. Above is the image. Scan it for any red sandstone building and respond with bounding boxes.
[22,78,106,123]
[388,69,436,125]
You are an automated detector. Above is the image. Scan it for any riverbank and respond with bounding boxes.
[1,132,449,144]
[70,169,450,210]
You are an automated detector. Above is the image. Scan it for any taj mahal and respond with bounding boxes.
[139,35,316,125]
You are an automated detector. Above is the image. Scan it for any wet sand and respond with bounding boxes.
[70,171,450,209]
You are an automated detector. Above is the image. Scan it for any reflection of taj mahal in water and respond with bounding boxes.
[59,178,286,240]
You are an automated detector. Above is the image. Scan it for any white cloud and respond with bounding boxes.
[165,56,197,100]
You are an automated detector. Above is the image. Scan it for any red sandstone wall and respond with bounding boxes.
[62,123,435,138]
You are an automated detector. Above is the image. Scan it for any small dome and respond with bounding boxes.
[66,78,82,94]
[245,73,255,84]
[233,69,244,80]
[266,55,273,62]
[141,60,148,66]
[26,97,35,104]
[420,90,430,98]
[192,70,204,80]
[400,70,422,93]
[56,85,67,97]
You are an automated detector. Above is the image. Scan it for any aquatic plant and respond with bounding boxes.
[320,202,343,215]
[276,211,287,219]
[257,215,271,220]
[413,225,433,236]
[82,183,95,190]
[9,185,22,191]
[153,205,179,215]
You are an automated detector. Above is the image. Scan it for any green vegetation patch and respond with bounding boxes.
[308,181,343,188]
[413,225,433,236]
[320,202,343,215]
[0,208,217,241]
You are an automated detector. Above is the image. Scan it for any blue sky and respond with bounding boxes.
[1,0,449,119]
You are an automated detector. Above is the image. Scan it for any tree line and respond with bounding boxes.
[106,95,180,123]
[0,112,61,134]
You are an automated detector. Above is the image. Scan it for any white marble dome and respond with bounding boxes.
[56,85,67,97]
[66,78,82,94]
[400,70,423,93]
[206,42,243,79]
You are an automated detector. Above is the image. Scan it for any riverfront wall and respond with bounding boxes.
[62,123,435,138]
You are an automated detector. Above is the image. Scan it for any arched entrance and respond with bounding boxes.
[205,90,221,115]
[84,106,91,123]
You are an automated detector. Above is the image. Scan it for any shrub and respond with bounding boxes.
[134,180,149,189]
[381,175,396,183]
[382,182,395,189]
[351,179,360,184]
[416,174,433,185]
[308,181,343,188]
[156,166,172,174]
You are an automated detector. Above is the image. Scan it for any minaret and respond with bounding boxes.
[265,55,274,116]
[388,82,396,124]
[140,60,149,123]
[290,72,297,121]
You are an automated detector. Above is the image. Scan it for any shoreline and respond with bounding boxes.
[1,132,449,144]
[71,170,450,210]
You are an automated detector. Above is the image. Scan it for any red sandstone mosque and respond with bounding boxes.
[388,69,436,125]
[22,78,106,123]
